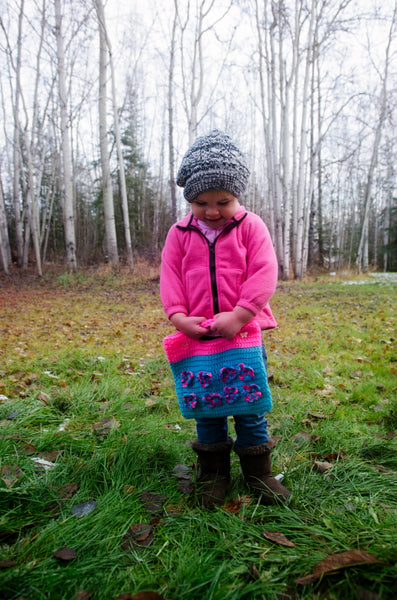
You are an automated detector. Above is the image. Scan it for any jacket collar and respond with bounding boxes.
[177,205,248,229]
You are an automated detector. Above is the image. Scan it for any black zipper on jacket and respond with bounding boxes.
[208,241,219,313]
[177,213,248,315]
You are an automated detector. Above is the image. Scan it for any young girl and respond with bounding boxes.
[160,130,290,509]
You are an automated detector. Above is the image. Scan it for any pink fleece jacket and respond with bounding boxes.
[160,206,278,330]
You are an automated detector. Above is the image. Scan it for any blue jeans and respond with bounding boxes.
[195,343,269,448]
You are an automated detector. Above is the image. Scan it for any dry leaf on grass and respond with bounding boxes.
[308,412,330,420]
[37,391,50,404]
[56,481,78,501]
[122,524,154,551]
[115,593,168,600]
[263,530,295,547]
[222,499,242,514]
[172,464,194,493]
[177,479,194,494]
[249,562,260,580]
[165,502,184,515]
[1,463,22,488]
[0,559,16,568]
[93,417,120,436]
[71,500,97,518]
[7,410,18,419]
[313,461,333,473]
[53,547,77,562]
[140,490,166,515]
[21,442,37,455]
[74,591,92,600]
[144,399,158,407]
[172,464,192,480]
[295,550,383,585]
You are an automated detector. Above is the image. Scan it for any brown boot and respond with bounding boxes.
[191,437,234,510]
[235,439,291,505]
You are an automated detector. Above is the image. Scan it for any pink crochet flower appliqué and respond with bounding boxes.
[243,384,262,403]
[198,371,213,388]
[180,370,194,387]
[219,367,237,383]
[238,363,255,381]
[223,386,239,404]
[183,393,198,410]
[203,393,223,408]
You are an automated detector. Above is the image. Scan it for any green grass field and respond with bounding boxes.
[0,269,396,599]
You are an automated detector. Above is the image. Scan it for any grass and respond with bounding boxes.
[0,268,396,599]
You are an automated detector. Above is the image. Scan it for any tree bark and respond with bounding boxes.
[95,0,119,267]
[54,0,77,270]
[12,1,24,266]
[356,4,395,273]
[0,170,11,273]
[96,2,133,270]
[168,0,178,224]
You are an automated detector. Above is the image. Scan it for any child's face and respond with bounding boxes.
[190,190,240,229]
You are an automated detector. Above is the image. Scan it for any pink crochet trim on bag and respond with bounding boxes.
[163,319,262,363]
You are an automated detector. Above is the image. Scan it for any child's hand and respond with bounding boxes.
[210,307,254,340]
[170,313,208,339]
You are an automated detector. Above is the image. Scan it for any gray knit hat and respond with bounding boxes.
[176,130,250,201]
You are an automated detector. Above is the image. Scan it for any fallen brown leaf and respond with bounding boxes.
[0,559,16,568]
[165,502,183,515]
[37,391,50,404]
[39,450,62,462]
[222,499,242,514]
[313,461,333,473]
[295,550,383,585]
[140,490,166,515]
[249,562,260,580]
[129,593,168,600]
[93,417,120,436]
[74,590,91,600]
[1,463,22,488]
[122,524,154,551]
[177,479,194,494]
[21,442,37,455]
[56,481,78,501]
[172,464,192,480]
[309,412,329,420]
[263,530,295,547]
[53,547,77,562]
[115,593,167,600]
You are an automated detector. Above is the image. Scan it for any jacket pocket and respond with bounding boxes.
[216,268,244,312]
[185,268,212,315]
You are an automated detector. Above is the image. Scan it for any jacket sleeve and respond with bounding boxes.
[236,214,278,316]
[160,225,189,319]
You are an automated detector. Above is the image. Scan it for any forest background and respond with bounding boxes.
[0,0,396,280]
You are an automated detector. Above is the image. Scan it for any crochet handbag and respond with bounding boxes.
[163,319,272,419]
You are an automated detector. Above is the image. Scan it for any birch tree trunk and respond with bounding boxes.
[54,0,77,270]
[0,170,11,273]
[12,1,24,267]
[95,0,119,267]
[255,0,279,274]
[169,0,178,223]
[383,162,393,272]
[356,4,395,273]
[95,1,133,270]
[293,0,315,279]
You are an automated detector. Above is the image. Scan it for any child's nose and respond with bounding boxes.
[206,207,219,217]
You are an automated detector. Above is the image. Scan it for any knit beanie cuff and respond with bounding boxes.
[177,130,250,201]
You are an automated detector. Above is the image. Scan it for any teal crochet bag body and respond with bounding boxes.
[163,320,272,419]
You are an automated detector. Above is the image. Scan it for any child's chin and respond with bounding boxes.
[205,219,225,228]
